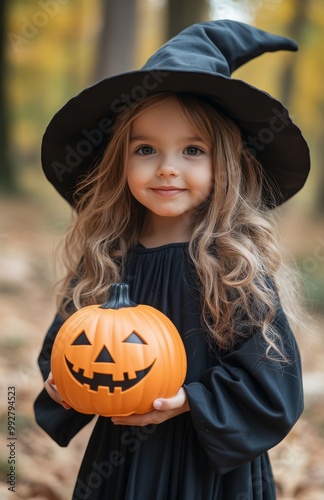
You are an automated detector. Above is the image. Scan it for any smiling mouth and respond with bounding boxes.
[65,356,156,392]
[151,188,185,196]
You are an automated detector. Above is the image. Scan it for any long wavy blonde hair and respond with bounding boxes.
[57,92,303,358]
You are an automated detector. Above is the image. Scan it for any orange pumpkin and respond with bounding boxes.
[51,283,187,416]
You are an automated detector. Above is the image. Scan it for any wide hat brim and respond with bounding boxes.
[41,22,310,207]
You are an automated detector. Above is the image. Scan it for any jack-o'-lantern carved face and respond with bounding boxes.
[65,328,155,393]
[51,283,187,417]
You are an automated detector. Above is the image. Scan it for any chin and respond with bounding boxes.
[153,211,185,218]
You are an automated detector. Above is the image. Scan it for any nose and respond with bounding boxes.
[156,155,179,177]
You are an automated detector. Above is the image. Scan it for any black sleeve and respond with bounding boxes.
[34,314,94,447]
[184,301,304,475]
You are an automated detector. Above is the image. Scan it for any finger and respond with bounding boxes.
[61,401,72,410]
[48,371,54,384]
[47,372,58,391]
[112,410,161,427]
[153,388,186,411]
[111,415,148,426]
[44,379,72,410]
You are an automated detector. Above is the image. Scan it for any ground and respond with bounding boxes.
[0,196,323,499]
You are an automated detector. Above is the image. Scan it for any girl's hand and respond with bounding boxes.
[111,387,189,427]
[44,372,72,410]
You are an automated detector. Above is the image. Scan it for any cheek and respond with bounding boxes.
[127,162,147,191]
[127,166,139,197]
[204,160,214,193]
[202,168,214,193]
[127,176,144,205]
[192,163,214,200]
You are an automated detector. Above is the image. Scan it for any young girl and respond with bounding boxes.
[35,20,310,499]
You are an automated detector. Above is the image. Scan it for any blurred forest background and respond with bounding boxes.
[0,0,323,498]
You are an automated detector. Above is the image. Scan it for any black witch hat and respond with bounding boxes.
[41,19,310,207]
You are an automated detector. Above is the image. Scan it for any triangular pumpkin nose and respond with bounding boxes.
[95,346,115,363]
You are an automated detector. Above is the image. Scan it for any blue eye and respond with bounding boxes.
[136,146,155,155]
[184,146,203,156]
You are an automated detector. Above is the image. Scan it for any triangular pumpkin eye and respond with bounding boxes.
[123,331,147,345]
[72,330,92,346]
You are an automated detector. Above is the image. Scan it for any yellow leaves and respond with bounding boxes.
[310,0,324,28]
[136,0,166,66]
[6,0,100,68]
[5,0,102,162]
[12,120,38,154]
[251,0,324,149]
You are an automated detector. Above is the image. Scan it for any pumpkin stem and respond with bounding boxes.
[100,283,137,310]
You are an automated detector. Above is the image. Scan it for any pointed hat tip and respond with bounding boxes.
[204,19,299,73]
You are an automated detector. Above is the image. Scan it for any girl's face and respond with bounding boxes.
[126,97,213,220]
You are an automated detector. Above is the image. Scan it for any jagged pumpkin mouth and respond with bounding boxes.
[64,356,156,392]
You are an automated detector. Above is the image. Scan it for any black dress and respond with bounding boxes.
[34,243,303,499]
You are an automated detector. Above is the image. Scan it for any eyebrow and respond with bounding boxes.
[129,135,206,143]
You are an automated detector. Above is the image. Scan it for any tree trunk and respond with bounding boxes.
[279,0,323,215]
[0,0,17,193]
[94,0,138,80]
[166,0,209,39]
[279,0,309,108]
